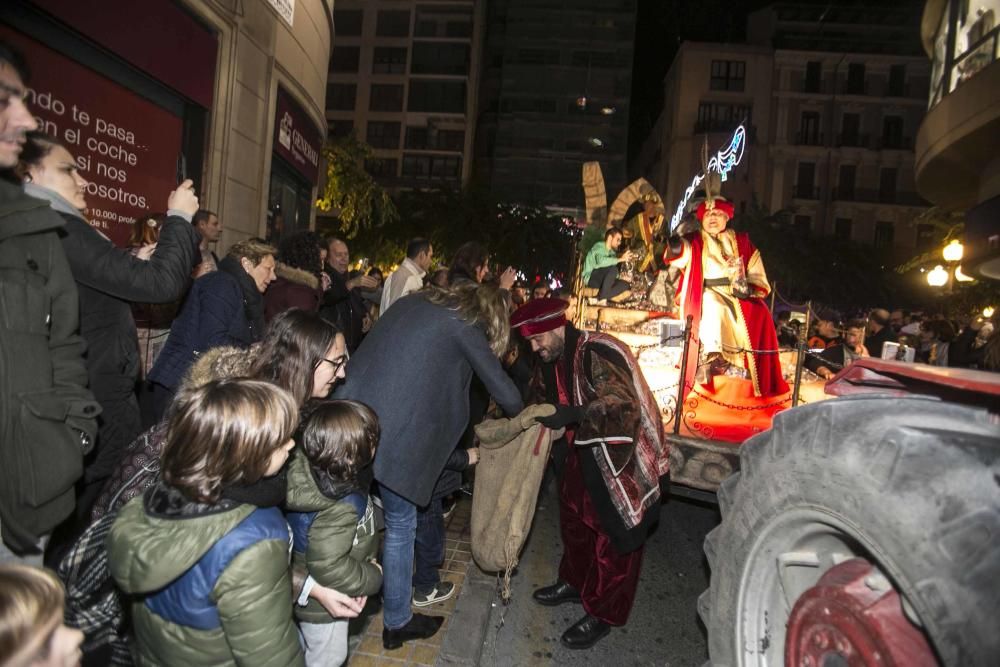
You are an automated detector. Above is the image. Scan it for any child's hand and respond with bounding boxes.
[311,586,366,618]
[467,448,479,466]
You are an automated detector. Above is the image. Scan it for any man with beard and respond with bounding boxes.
[511,298,668,650]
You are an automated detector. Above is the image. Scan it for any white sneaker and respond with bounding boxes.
[412,581,455,607]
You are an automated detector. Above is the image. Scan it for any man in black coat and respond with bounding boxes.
[319,236,376,352]
[866,308,898,359]
[335,284,523,650]
[806,319,870,380]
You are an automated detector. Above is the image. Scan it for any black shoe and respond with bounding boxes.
[382,613,444,649]
[532,580,581,607]
[560,614,611,650]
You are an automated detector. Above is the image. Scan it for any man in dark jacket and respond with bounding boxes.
[511,298,669,650]
[0,43,98,562]
[866,308,897,359]
[320,236,376,352]
[806,319,869,380]
[335,283,523,650]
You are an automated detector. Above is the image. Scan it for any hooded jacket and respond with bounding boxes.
[108,485,303,666]
[0,180,99,553]
[264,263,321,321]
[284,453,382,623]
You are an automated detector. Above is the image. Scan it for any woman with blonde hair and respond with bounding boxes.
[334,281,522,649]
[0,564,83,667]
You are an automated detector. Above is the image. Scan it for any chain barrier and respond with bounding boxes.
[689,388,791,412]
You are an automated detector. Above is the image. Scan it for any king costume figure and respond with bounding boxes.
[663,198,788,398]
[511,298,669,650]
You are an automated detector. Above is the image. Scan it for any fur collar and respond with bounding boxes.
[276,262,320,289]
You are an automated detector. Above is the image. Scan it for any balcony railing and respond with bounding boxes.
[832,187,927,206]
[875,136,913,151]
[794,131,824,146]
[793,185,821,199]
[835,133,870,148]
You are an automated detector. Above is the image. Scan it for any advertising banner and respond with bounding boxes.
[1,27,185,246]
[274,86,322,185]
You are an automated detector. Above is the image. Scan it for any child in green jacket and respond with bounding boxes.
[286,400,383,667]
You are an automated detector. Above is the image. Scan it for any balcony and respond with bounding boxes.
[832,187,927,206]
[841,82,869,96]
[793,185,821,200]
[794,132,824,146]
[835,133,871,148]
[694,122,757,142]
[876,136,914,151]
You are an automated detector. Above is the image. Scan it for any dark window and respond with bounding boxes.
[407,80,466,113]
[327,83,356,111]
[328,119,354,139]
[834,218,852,241]
[366,121,401,149]
[846,63,866,94]
[414,6,472,38]
[710,60,746,91]
[799,111,821,145]
[365,157,398,178]
[838,164,856,199]
[695,102,751,132]
[369,84,404,112]
[445,20,472,37]
[372,47,407,74]
[401,154,430,178]
[888,64,906,96]
[840,113,861,146]
[438,129,465,151]
[874,221,895,249]
[405,126,428,149]
[804,61,821,92]
[793,215,812,235]
[916,223,936,250]
[409,127,465,151]
[796,162,816,198]
[330,46,360,73]
[401,153,462,180]
[412,42,470,76]
[881,116,904,148]
[879,168,897,203]
[334,9,363,36]
[376,10,410,37]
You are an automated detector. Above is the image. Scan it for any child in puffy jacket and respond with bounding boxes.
[286,400,383,667]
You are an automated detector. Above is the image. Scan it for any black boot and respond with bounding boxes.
[560,614,611,649]
[382,613,444,649]
[532,580,581,606]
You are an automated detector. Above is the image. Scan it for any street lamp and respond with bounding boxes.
[927,265,949,287]
[984,306,996,318]
[942,239,964,262]
[954,266,975,282]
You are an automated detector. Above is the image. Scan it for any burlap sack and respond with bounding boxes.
[471,404,559,577]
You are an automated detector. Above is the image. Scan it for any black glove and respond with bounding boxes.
[537,404,586,429]
[663,235,684,260]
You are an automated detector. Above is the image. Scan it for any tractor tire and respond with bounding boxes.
[698,394,1000,666]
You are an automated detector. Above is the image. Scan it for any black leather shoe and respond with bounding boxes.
[382,613,444,649]
[532,580,581,607]
[560,614,611,649]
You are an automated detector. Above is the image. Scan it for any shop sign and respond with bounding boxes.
[273,86,322,185]
[264,0,295,27]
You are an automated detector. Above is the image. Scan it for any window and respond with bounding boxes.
[838,164,856,199]
[916,223,936,250]
[401,154,461,180]
[793,215,812,236]
[438,129,465,151]
[796,162,816,198]
[695,102,751,132]
[327,83,356,111]
[405,126,428,149]
[334,9,363,36]
[372,47,407,74]
[710,60,746,91]
[369,84,404,112]
[804,61,822,92]
[328,119,353,139]
[888,64,906,96]
[834,218,853,241]
[874,221,895,249]
[414,5,472,38]
[881,116,904,149]
[879,168,897,203]
[412,42,470,76]
[799,111,821,145]
[330,46,360,73]
[366,121,400,149]
[365,158,398,178]
[840,113,861,146]
[407,80,466,113]
[846,63,866,94]
[376,10,410,37]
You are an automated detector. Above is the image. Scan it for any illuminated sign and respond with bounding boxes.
[669,125,747,233]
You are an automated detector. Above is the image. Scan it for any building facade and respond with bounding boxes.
[473,0,636,213]
[3,0,332,248]
[634,1,932,257]
[326,0,484,191]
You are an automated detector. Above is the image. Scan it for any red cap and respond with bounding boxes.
[510,298,569,336]
[695,199,735,221]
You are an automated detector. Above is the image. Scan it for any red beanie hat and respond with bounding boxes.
[510,298,569,336]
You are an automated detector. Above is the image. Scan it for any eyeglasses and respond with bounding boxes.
[318,355,348,374]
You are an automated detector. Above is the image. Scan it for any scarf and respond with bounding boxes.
[145,468,287,518]
[218,255,266,340]
[23,182,86,220]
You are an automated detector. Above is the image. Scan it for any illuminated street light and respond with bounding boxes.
[954,266,975,282]
[926,265,949,287]
[984,306,996,318]
[599,106,616,115]
[942,239,964,262]
[576,96,587,109]
[587,137,604,148]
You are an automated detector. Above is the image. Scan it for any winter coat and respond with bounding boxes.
[148,256,264,391]
[284,453,382,623]
[319,266,367,352]
[264,263,321,322]
[108,486,303,667]
[334,292,523,506]
[46,191,199,482]
[0,181,99,553]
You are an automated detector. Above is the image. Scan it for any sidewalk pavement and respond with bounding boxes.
[347,495,498,666]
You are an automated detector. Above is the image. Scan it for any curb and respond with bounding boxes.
[434,564,498,666]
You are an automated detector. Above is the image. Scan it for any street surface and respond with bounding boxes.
[478,480,721,666]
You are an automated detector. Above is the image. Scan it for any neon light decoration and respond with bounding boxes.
[669,124,747,233]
